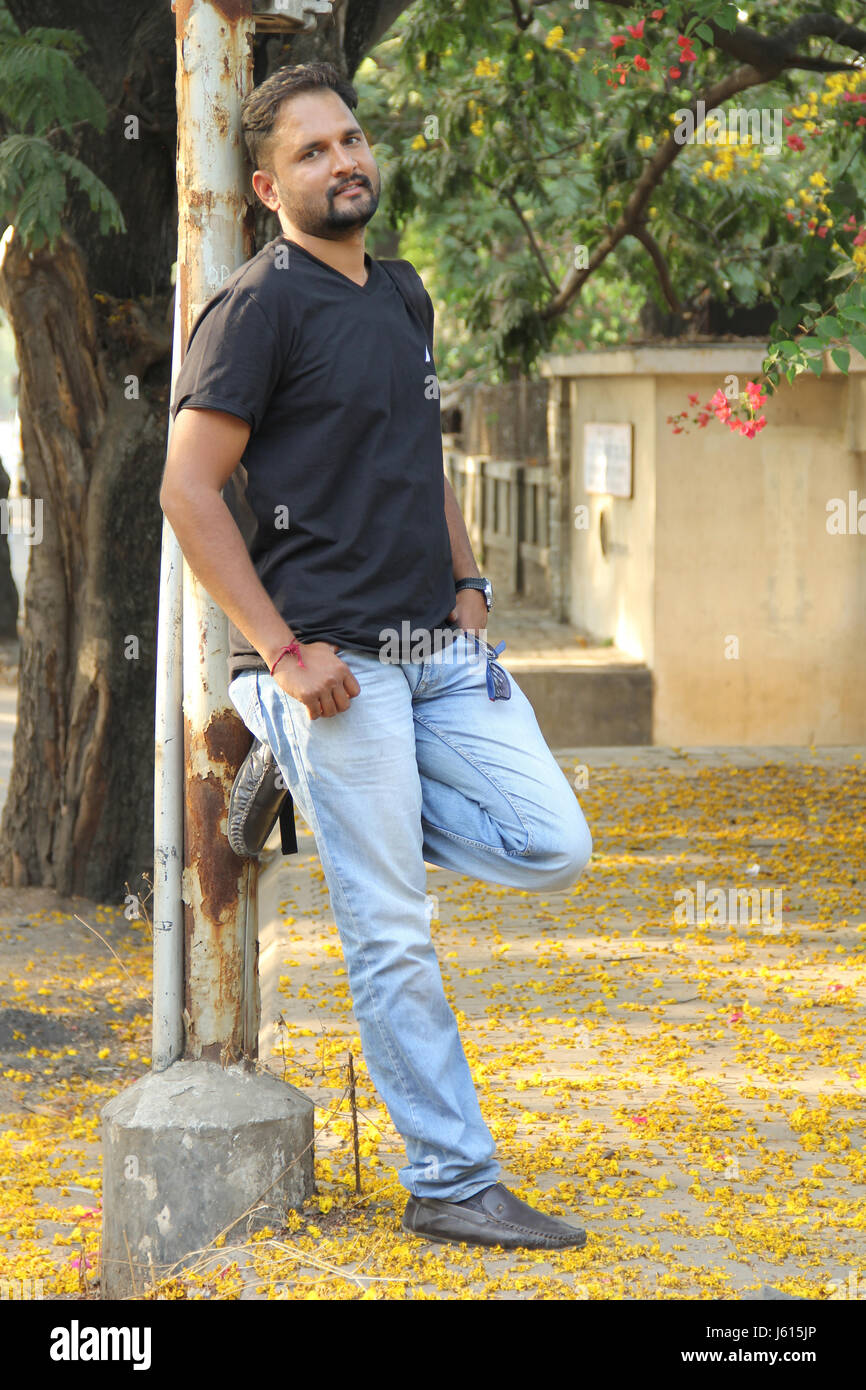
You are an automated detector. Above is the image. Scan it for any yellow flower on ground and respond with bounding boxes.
[545,25,565,48]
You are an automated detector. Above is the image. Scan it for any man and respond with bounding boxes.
[160,61,592,1251]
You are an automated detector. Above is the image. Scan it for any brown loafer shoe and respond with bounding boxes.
[402,1181,586,1251]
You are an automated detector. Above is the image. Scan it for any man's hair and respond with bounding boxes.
[241,61,359,173]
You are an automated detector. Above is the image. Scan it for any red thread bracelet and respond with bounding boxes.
[270,640,305,676]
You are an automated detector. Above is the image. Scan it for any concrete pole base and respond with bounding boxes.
[100,1060,315,1299]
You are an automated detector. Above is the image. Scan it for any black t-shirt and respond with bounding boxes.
[169,235,458,683]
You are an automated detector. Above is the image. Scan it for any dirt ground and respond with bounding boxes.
[1,737,864,1300]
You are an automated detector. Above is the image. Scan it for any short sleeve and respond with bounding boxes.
[170,288,284,434]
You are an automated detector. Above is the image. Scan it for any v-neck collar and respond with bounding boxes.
[277,236,374,293]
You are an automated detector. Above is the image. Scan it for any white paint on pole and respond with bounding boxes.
[152,278,185,1073]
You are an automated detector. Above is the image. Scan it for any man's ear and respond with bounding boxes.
[251,168,278,211]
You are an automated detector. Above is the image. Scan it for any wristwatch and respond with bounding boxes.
[455,576,493,612]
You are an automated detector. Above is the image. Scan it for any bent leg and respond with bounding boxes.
[412,634,592,890]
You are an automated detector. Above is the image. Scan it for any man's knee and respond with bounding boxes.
[547,808,592,889]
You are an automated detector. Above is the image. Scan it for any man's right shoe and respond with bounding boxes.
[227,737,297,858]
[401,1181,587,1251]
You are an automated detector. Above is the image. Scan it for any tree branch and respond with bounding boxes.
[591,1,866,75]
[629,224,683,314]
[508,0,532,30]
[540,63,766,320]
[474,171,560,294]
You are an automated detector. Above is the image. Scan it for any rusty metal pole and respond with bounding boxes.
[175,0,258,1064]
[173,0,336,1064]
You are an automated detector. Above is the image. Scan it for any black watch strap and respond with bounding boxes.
[454,577,492,610]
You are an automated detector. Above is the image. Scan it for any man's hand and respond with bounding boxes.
[447,588,489,639]
[273,642,361,720]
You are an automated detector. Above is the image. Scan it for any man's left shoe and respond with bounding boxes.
[402,1181,587,1251]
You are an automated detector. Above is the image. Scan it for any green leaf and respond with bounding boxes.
[806,356,824,376]
[815,316,843,339]
[695,24,714,44]
[827,260,856,281]
[801,302,822,314]
[831,348,851,373]
[839,305,866,326]
[848,334,866,360]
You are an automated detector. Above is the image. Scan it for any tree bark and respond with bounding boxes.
[0,229,170,896]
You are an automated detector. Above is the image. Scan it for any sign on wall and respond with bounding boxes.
[583,423,633,498]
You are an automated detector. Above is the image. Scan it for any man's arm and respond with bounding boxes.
[159,407,299,672]
[443,473,480,581]
[161,407,359,719]
[443,472,488,633]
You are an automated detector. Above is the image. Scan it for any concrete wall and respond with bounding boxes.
[568,375,656,666]
[544,345,866,745]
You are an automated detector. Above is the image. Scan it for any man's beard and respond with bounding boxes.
[276,170,380,239]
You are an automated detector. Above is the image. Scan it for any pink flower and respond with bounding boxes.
[853,228,866,246]
[787,134,805,151]
[627,20,645,39]
[651,8,666,18]
[728,1011,744,1023]
[697,413,710,428]
[634,54,650,71]
[688,393,700,405]
[669,67,682,79]
[610,33,627,49]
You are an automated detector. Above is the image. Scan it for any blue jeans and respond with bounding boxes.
[228,632,592,1202]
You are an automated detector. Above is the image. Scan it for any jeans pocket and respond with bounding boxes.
[228,672,262,735]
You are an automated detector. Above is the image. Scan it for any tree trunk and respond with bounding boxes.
[0,230,170,896]
[0,0,414,900]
